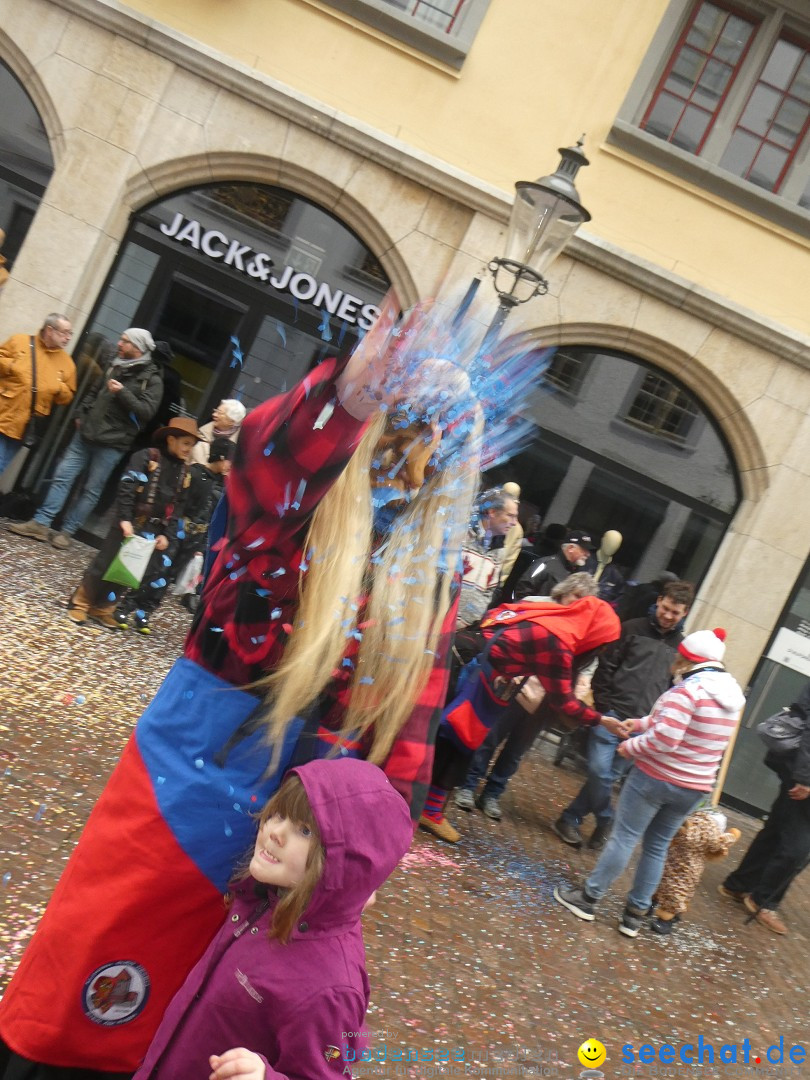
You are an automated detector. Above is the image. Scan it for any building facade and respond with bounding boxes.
[2,0,810,811]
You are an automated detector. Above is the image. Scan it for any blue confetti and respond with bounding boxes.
[318,312,333,342]
[150,577,167,588]
[162,554,172,567]
[183,690,194,700]
[342,658,355,669]
[107,592,117,602]
[256,588,271,597]
[75,694,86,705]
[230,335,244,368]
[177,529,186,540]
[157,775,166,784]
[194,758,204,769]
[359,676,374,685]
[263,441,275,457]
[143,532,156,541]
[270,608,282,619]
[210,626,224,633]
[224,823,233,837]
[270,568,286,578]
[250,635,267,645]
[246,537,266,549]
[136,609,146,619]
[275,321,287,346]
[291,479,307,511]
[228,785,235,796]
[337,319,349,347]
[129,412,141,430]
[233,803,242,812]
[33,805,46,822]
[229,567,247,581]
[3,872,12,887]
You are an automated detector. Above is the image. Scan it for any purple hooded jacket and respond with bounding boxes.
[133,758,413,1080]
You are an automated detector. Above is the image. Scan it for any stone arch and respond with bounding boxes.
[0,31,64,164]
[503,320,768,504]
[120,152,419,307]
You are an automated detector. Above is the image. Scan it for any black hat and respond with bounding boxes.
[563,529,596,550]
[208,437,235,464]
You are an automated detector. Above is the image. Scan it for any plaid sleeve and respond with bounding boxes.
[486,624,602,726]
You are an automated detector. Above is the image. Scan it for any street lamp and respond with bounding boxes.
[459,138,591,350]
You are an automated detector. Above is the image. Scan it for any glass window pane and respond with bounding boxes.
[686,2,726,52]
[719,129,760,177]
[692,57,733,109]
[760,39,802,91]
[672,105,712,152]
[644,92,685,140]
[714,14,756,63]
[738,84,783,137]
[748,143,789,190]
[792,54,810,105]
[666,45,705,96]
[771,97,809,149]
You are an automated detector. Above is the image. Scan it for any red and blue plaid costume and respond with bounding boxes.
[0,359,456,1074]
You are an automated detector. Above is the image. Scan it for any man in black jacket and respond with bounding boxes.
[553,579,694,849]
[9,328,163,549]
[720,682,810,935]
[512,528,596,601]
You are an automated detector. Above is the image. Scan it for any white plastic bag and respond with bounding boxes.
[173,552,204,596]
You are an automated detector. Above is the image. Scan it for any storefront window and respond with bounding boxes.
[723,562,810,816]
[52,182,390,539]
[0,58,54,267]
[488,345,739,586]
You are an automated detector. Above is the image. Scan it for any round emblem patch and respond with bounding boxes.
[82,961,150,1026]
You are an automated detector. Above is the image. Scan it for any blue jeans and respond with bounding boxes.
[0,434,21,474]
[562,718,631,827]
[585,766,703,911]
[34,432,123,534]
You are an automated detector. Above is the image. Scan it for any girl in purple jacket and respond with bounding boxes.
[133,758,413,1080]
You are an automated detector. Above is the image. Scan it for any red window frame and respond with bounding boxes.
[397,0,470,34]
[640,1,760,155]
[725,32,810,192]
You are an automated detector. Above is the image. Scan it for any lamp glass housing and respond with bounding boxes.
[504,182,589,279]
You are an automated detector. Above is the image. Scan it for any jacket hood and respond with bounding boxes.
[482,594,620,655]
[289,758,412,936]
[683,665,746,712]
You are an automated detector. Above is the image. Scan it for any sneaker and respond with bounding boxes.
[618,903,650,938]
[92,611,128,631]
[418,814,460,844]
[66,608,87,625]
[553,884,596,921]
[552,817,583,847]
[477,794,502,820]
[588,822,611,850]
[50,531,72,550]
[133,611,152,635]
[454,788,476,811]
[717,883,746,903]
[8,519,49,541]
[743,895,787,935]
[650,915,679,936]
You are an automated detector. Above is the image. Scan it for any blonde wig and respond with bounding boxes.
[258,408,481,766]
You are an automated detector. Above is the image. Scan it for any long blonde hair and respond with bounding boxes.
[258,410,480,765]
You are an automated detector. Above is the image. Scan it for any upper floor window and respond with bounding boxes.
[623,372,700,443]
[543,349,591,398]
[317,0,491,67]
[611,1,810,228]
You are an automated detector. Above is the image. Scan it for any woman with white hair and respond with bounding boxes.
[189,397,248,465]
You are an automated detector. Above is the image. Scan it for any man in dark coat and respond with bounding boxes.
[511,528,596,601]
[9,327,163,548]
[720,681,810,936]
[553,579,694,850]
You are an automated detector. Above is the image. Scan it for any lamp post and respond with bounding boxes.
[458,138,591,351]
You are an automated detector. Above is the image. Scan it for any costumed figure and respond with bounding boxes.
[420,592,622,842]
[651,807,741,935]
[0,295,542,1079]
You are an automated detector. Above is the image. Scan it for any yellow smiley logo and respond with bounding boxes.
[577,1039,607,1068]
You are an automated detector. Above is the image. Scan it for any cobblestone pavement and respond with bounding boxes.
[0,528,806,1079]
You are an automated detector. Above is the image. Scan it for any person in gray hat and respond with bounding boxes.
[9,327,163,548]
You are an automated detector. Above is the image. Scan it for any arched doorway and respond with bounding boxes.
[0,58,54,268]
[489,344,740,587]
[48,181,391,538]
